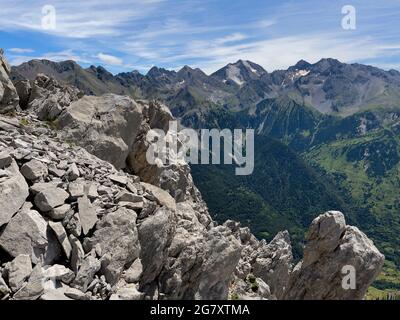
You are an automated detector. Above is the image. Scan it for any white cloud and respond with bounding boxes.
[137,32,397,74]
[8,48,35,54]
[215,33,247,44]
[97,53,123,65]
[0,0,164,38]
[8,49,90,66]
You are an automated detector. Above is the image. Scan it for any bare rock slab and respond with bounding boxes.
[0,159,29,227]
[34,185,69,212]
[77,196,98,235]
[49,221,72,259]
[0,209,48,264]
[6,254,32,292]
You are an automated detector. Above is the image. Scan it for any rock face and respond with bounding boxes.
[57,94,142,170]
[0,49,19,113]
[128,101,201,203]
[83,207,140,285]
[0,158,29,227]
[0,51,385,301]
[19,73,83,120]
[282,212,385,300]
[252,231,293,299]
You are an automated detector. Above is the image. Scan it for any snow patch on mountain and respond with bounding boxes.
[226,64,244,86]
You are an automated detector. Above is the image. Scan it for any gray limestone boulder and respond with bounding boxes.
[283,211,385,300]
[0,158,29,227]
[57,94,142,169]
[83,208,140,285]
[0,49,19,113]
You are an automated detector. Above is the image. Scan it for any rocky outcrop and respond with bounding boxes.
[282,211,385,300]
[57,94,142,170]
[14,73,83,120]
[0,49,19,113]
[127,101,202,203]
[227,211,384,300]
[252,231,293,299]
[0,113,243,300]
[226,221,293,300]
[57,95,200,203]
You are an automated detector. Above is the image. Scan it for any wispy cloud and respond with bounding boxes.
[8,49,89,66]
[118,31,398,74]
[0,0,164,38]
[97,53,123,65]
[169,33,394,73]
[8,48,35,54]
[1,0,400,74]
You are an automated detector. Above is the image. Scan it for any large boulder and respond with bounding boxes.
[283,211,385,300]
[0,158,29,227]
[128,101,201,203]
[138,207,176,288]
[34,185,69,212]
[158,201,242,300]
[77,196,98,235]
[13,264,45,300]
[83,208,140,285]
[252,231,293,299]
[20,159,48,181]
[5,254,33,292]
[0,208,61,264]
[13,80,31,109]
[0,49,19,113]
[57,94,142,169]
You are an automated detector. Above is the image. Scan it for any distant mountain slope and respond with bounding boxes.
[11,58,400,117]
[11,59,140,97]
[191,135,349,258]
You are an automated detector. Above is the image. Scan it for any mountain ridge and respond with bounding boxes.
[11,57,400,117]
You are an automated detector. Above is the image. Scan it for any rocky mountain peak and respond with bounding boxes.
[177,65,207,78]
[211,59,267,86]
[289,59,312,71]
[87,65,115,82]
[312,57,344,72]
[146,66,176,79]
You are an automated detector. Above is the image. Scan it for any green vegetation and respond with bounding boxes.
[45,119,60,130]
[190,98,400,295]
[246,274,259,292]
[19,117,30,126]
[367,261,400,299]
[229,293,240,300]
[192,135,348,259]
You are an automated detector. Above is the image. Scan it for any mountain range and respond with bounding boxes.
[10,57,400,296]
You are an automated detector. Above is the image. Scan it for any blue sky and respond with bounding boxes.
[0,0,399,74]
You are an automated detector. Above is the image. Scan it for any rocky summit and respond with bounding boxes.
[0,49,385,300]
